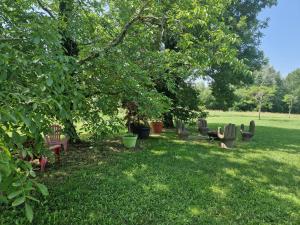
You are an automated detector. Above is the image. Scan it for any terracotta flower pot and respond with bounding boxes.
[151,121,163,134]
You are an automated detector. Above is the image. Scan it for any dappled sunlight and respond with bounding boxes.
[141,182,170,193]
[150,150,168,156]
[269,190,300,206]
[209,185,228,199]
[188,206,203,216]
[170,139,187,144]
[174,155,195,163]
[153,183,170,192]
[123,171,137,182]
[223,168,239,178]
[47,171,69,178]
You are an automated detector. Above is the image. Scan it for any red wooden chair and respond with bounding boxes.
[45,125,69,152]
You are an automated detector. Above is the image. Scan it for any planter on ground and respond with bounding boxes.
[151,121,163,134]
[131,123,150,139]
[137,127,150,139]
[122,134,138,148]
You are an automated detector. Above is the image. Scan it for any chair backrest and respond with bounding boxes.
[240,124,245,132]
[177,120,185,134]
[46,125,62,143]
[249,120,255,135]
[198,118,207,128]
[224,123,237,139]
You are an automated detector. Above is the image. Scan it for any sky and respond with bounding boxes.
[259,0,300,77]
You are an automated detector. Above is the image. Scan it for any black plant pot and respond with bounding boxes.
[130,124,150,139]
[130,123,139,135]
[137,127,150,139]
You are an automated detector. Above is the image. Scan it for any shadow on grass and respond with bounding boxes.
[1,126,299,225]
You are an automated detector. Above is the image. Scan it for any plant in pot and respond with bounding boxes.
[122,133,138,148]
[151,119,163,134]
[131,118,151,139]
[122,101,138,148]
[123,97,169,139]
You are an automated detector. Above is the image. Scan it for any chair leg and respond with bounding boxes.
[40,157,47,172]
[63,140,68,152]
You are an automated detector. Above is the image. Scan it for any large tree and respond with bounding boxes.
[209,0,277,110]
[234,65,279,116]
[284,68,300,113]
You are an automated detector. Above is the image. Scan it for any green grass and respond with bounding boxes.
[1,111,300,224]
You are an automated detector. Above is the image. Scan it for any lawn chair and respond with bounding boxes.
[45,125,68,152]
[217,123,237,149]
[240,120,255,141]
[198,118,209,135]
[176,119,189,139]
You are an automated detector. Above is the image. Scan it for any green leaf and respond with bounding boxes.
[26,196,40,203]
[29,170,36,178]
[36,183,49,196]
[25,203,33,223]
[0,71,7,81]
[8,190,22,199]
[12,196,25,207]
[0,145,11,158]
[0,195,8,204]
[0,164,11,176]
[33,36,40,44]
[46,77,53,87]
[12,181,22,187]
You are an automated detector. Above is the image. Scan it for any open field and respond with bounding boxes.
[1,111,300,224]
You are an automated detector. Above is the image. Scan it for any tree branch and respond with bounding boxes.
[140,15,161,26]
[79,1,151,65]
[0,38,24,42]
[36,0,55,19]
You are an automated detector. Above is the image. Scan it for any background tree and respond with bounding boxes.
[283,94,298,118]
[233,64,284,114]
[284,68,300,113]
[208,0,277,110]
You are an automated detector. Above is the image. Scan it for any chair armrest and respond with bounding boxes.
[217,127,224,139]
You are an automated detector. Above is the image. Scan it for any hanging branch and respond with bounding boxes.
[159,14,166,51]
[36,0,56,19]
[79,1,151,65]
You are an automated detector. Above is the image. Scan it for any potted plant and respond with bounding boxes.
[131,119,151,139]
[151,120,163,134]
[122,133,138,148]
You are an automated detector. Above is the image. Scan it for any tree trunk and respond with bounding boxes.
[63,119,81,143]
[289,100,293,118]
[163,112,174,128]
[59,0,81,142]
[258,101,262,120]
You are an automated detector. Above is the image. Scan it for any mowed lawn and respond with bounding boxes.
[2,112,300,224]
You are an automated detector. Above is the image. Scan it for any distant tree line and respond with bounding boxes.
[198,66,300,116]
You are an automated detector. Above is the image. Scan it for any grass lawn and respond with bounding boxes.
[1,111,300,224]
